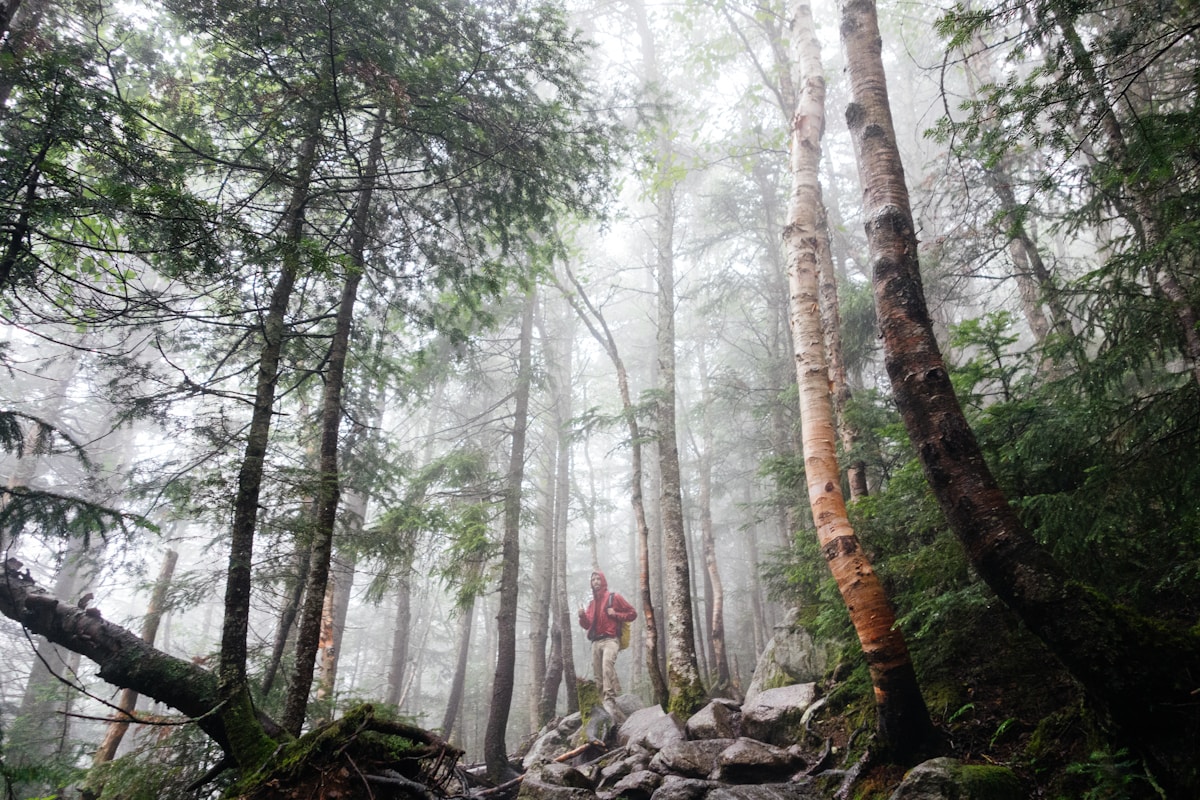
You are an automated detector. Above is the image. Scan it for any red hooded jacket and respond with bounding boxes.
[577,570,637,641]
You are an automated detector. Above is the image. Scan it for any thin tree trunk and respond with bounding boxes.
[816,205,868,500]
[483,288,535,782]
[538,301,575,723]
[441,596,476,742]
[315,548,356,708]
[385,576,412,708]
[694,345,731,691]
[280,113,382,735]
[842,0,1200,791]
[528,448,554,727]
[559,266,669,706]
[261,537,311,696]
[629,0,704,712]
[741,485,769,658]
[219,121,321,723]
[90,550,178,771]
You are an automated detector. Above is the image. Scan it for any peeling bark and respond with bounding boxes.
[787,0,937,762]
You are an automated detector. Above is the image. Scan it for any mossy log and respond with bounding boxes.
[232,705,462,800]
[0,561,231,749]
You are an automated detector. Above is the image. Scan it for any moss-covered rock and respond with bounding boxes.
[888,758,1022,800]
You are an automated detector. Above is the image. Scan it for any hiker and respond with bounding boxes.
[577,569,637,719]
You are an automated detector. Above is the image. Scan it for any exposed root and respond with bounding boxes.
[834,745,875,800]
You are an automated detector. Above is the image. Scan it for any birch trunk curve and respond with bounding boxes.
[785,0,936,760]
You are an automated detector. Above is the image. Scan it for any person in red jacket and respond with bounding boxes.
[577,569,637,718]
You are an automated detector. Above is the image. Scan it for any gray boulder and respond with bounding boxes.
[712,738,806,784]
[620,705,687,752]
[740,684,818,747]
[599,769,663,800]
[744,612,837,703]
[517,770,596,800]
[888,758,1023,800]
[649,776,717,800]
[707,781,827,800]
[586,707,619,743]
[536,762,596,790]
[650,739,737,779]
[597,758,634,789]
[524,713,585,769]
[685,699,742,740]
[615,693,645,718]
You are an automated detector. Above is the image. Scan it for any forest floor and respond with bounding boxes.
[822,606,1161,799]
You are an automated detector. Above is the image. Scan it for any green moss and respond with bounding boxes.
[666,668,706,717]
[956,764,1023,800]
[220,686,281,773]
[576,678,600,729]
[231,704,379,797]
[759,669,792,692]
[354,730,419,763]
[922,682,971,722]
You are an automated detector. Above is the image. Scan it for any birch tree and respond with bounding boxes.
[784,0,936,762]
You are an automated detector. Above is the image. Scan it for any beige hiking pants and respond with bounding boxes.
[591,637,621,703]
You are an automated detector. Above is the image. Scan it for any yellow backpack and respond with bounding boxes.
[607,594,631,650]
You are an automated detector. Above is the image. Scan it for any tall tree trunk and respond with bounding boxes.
[816,205,868,500]
[219,121,321,742]
[528,444,554,728]
[841,0,1200,791]
[787,0,937,761]
[741,485,770,658]
[628,0,704,715]
[261,536,311,696]
[537,300,575,723]
[483,288,534,782]
[560,266,669,706]
[694,344,731,691]
[280,113,382,735]
[749,45,803,550]
[656,221,704,714]
[441,596,476,742]
[384,576,412,708]
[89,550,178,776]
[315,548,357,708]
[756,4,868,502]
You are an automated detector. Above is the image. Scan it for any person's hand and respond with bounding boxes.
[606,606,616,618]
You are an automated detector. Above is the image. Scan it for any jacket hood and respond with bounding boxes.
[590,570,608,596]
